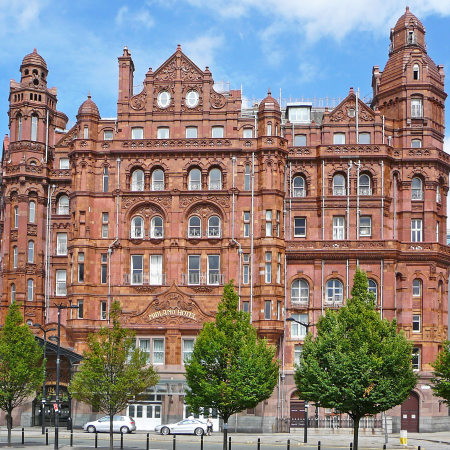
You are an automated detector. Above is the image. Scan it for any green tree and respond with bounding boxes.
[69,301,159,450]
[294,268,417,450]
[184,281,279,450]
[0,302,45,446]
[430,340,450,403]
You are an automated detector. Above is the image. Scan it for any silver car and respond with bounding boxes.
[155,419,208,436]
[83,415,136,434]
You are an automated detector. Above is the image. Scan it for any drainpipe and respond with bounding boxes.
[250,152,255,323]
[322,161,325,239]
[346,259,349,300]
[380,259,384,318]
[231,156,242,303]
[381,161,384,239]
[289,162,292,239]
[45,109,49,163]
[356,160,361,239]
[45,184,56,323]
[347,161,353,239]
[321,260,324,315]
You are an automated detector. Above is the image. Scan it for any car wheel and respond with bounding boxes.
[161,427,170,435]
[87,426,96,433]
[120,426,130,434]
[194,427,204,436]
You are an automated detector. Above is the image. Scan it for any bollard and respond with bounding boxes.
[318,441,321,450]
[173,434,176,450]
[287,438,290,450]
[383,445,386,450]
[201,434,204,450]
[350,443,353,450]
[147,433,149,450]
[257,437,261,450]
[70,429,73,447]
[46,428,49,446]
[22,427,24,444]
[120,431,124,449]
[229,436,231,450]
[95,431,98,448]
[418,447,421,450]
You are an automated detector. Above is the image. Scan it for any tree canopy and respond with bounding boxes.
[430,340,450,404]
[0,302,45,446]
[69,301,159,450]
[184,281,279,450]
[294,268,417,450]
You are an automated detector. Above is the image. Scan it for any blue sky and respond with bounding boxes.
[1,0,450,146]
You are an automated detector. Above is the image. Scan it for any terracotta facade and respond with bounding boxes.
[1,8,449,432]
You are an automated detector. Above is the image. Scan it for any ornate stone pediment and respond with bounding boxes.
[120,283,213,325]
[329,93,375,123]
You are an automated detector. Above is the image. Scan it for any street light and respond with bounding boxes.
[286,317,316,444]
[50,303,79,450]
[33,324,57,435]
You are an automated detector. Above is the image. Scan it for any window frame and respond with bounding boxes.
[290,313,308,338]
[28,200,36,223]
[333,132,346,145]
[265,252,272,284]
[58,195,69,215]
[56,270,67,296]
[291,279,309,303]
[56,233,68,256]
[326,279,343,303]
[413,314,421,332]
[131,127,144,140]
[28,240,35,263]
[131,254,143,285]
[186,126,198,138]
[131,216,145,239]
[207,216,221,238]
[333,216,345,240]
[294,217,306,238]
[27,279,34,301]
[208,168,222,190]
[359,216,372,237]
[211,126,224,138]
[131,169,145,191]
[411,219,423,242]
[333,174,346,196]
[188,255,201,285]
[207,255,220,285]
[188,216,202,238]
[157,127,170,139]
[150,216,164,239]
[188,168,202,190]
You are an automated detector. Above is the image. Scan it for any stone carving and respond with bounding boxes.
[207,195,230,208]
[134,204,163,217]
[27,224,37,236]
[9,141,44,152]
[154,60,177,82]
[132,286,157,293]
[121,138,232,149]
[130,88,147,110]
[191,204,221,217]
[10,230,18,241]
[148,196,172,208]
[122,196,145,209]
[180,61,202,81]
[210,88,226,109]
[190,286,213,293]
[330,100,374,122]
[180,195,202,208]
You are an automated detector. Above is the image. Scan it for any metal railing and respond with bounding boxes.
[149,229,164,239]
[188,182,202,190]
[130,229,145,239]
[332,188,346,196]
[292,188,306,198]
[358,188,372,195]
[181,272,225,286]
[152,182,164,191]
[124,273,167,285]
[57,206,70,215]
[411,190,423,200]
[131,181,144,191]
[208,181,222,190]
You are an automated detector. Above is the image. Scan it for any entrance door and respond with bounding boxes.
[290,401,305,428]
[401,391,419,432]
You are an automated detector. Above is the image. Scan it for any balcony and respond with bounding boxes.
[358,188,372,196]
[124,273,167,286]
[333,188,346,196]
[188,182,202,190]
[206,228,222,238]
[292,188,306,198]
[208,181,222,190]
[57,206,70,215]
[152,182,164,191]
[411,190,424,200]
[130,229,145,239]
[186,229,223,239]
[181,272,225,286]
[131,181,144,191]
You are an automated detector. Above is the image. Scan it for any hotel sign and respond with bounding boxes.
[148,309,196,321]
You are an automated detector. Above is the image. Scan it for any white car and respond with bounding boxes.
[155,419,208,436]
[83,415,136,434]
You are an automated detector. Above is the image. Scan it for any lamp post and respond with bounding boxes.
[33,324,57,435]
[49,303,78,450]
[286,317,316,444]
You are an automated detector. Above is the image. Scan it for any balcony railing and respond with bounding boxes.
[124,273,167,286]
[208,181,222,190]
[358,188,372,196]
[187,228,202,238]
[152,182,164,191]
[130,229,145,239]
[56,245,67,255]
[131,181,144,191]
[325,295,343,305]
[181,272,225,286]
[206,228,222,238]
[292,188,306,198]
[188,182,202,190]
[411,190,423,200]
[187,229,223,238]
[333,188,346,196]
[291,298,309,304]
[149,228,164,239]
[57,206,70,215]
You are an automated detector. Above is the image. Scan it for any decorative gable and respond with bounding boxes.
[329,91,375,123]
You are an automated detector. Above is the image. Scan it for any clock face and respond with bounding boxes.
[185,90,199,108]
[157,90,171,108]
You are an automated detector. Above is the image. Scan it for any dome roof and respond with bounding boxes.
[78,94,100,118]
[394,6,424,31]
[259,88,280,112]
[21,48,47,70]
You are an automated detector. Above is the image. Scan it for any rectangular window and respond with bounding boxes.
[243,128,253,138]
[265,252,272,283]
[77,300,84,319]
[289,107,310,123]
[360,216,372,237]
[188,255,200,285]
[102,167,109,192]
[264,300,271,320]
[153,339,164,364]
[78,252,85,283]
[413,315,420,332]
[358,132,371,144]
[294,218,306,237]
[333,133,346,145]
[265,210,272,237]
[150,255,163,285]
[101,301,107,320]
[56,233,68,255]
[183,339,194,364]
[243,211,250,237]
[59,158,70,169]
[243,301,249,313]
[186,127,198,138]
[83,126,89,139]
[31,116,38,141]
[139,339,150,364]
[333,216,345,240]
[208,255,220,285]
[131,127,144,139]
[104,130,113,140]
[102,213,109,238]
[294,345,303,366]
[412,347,420,370]
[212,126,224,138]
[56,270,67,296]
[244,165,251,191]
[291,313,308,338]
[276,211,280,237]
[411,219,423,242]
[277,301,281,320]
[131,255,143,285]
[436,221,440,242]
[294,134,307,146]
[157,127,169,139]
[411,98,422,118]
[277,253,281,284]
[101,253,108,284]
[243,254,249,284]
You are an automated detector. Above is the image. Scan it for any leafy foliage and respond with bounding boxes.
[184,281,279,432]
[430,340,450,404]
[69,301,159,449]
[0,302,45,445]
[294,268,417,450]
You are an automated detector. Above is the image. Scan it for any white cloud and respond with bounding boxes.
[115,5,154,29]
[182,35,225,71]
[0,0,48,36]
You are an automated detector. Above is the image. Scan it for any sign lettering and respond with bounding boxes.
[148,309,196,321]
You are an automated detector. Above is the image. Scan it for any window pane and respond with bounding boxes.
[153,339,164,364]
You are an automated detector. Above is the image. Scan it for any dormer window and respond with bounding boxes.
[288,104,311,123]
[408,30,416,45]
[413,64,420,80]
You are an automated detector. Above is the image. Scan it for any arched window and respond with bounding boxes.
[291,279,309,303]
[209,168,222,190]
[326,279,343,303]
[207,216,221,238]
[413,64,420,80]
[131,169,144,191]
[150,216,164,238]
[293,176,306,197]
[359,174,371,195]
[131,216,144,239]
[17,114,22,140]
[13,246,18,269]
[189,169,201,190]
[267,122,272,136]
[58,195,69,215]
[14,206,19,228]
[31,114,38,141]
[333,174,346,196]
[27,279,34,301]
[83,126,89,139]
[413,279,422,297]
[411,177,423,200]
[28,241,34,263]
[11,284,15,304]
[29,200,36,223]
[188,216,201,237]
[152,169,164,191]
[368,279,378,302]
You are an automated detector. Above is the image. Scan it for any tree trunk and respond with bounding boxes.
[110,413,114,450]
[353,416,360,450]
[222,418,228,450]
[7,409,12,447]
